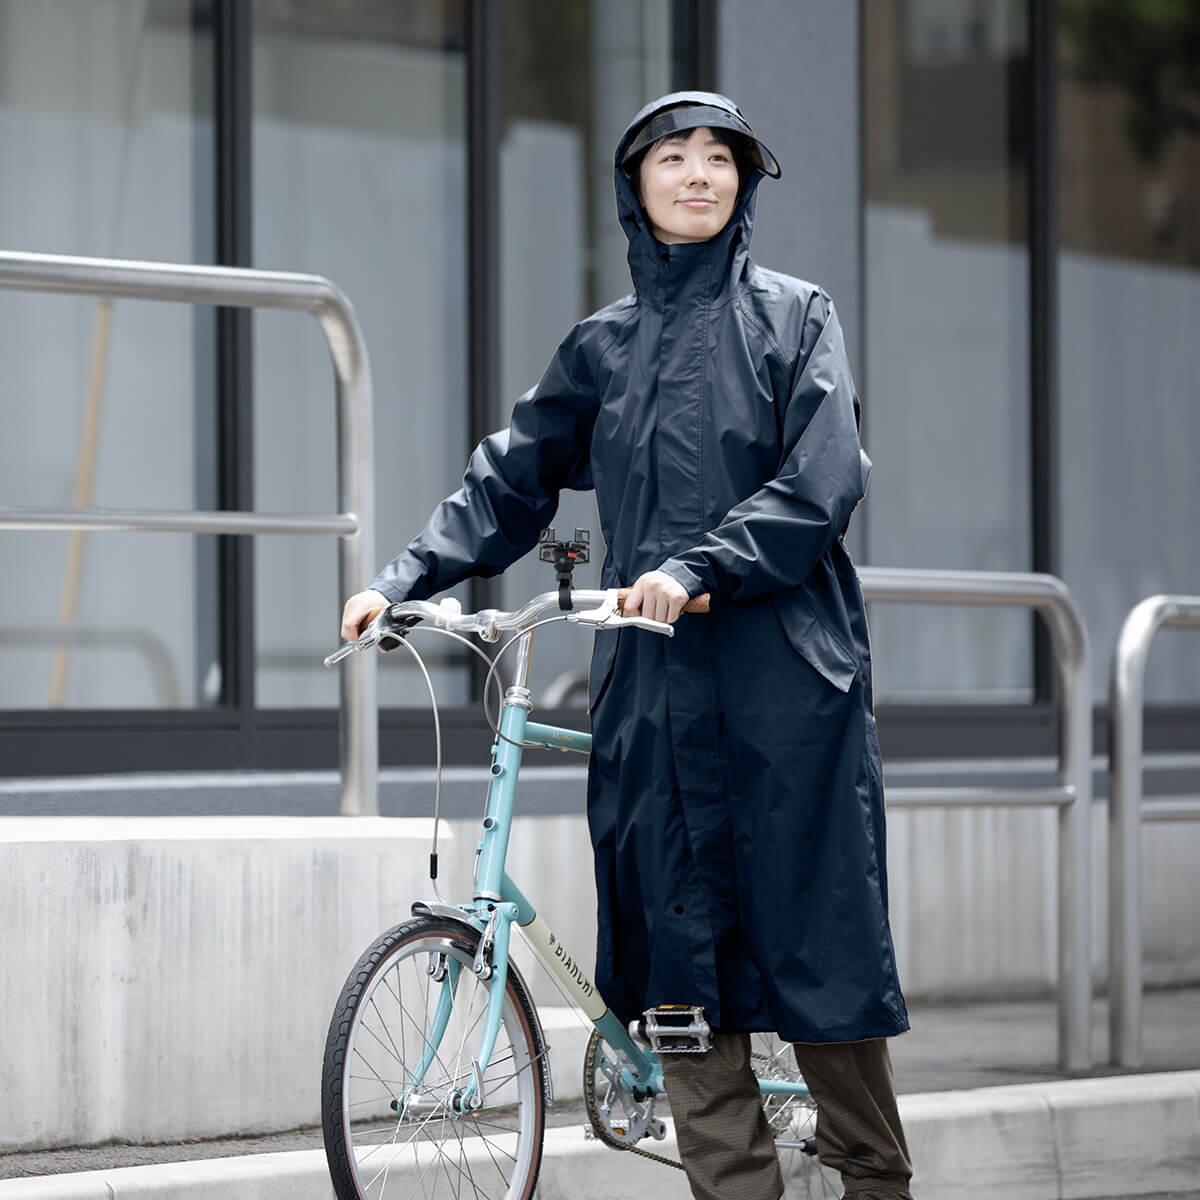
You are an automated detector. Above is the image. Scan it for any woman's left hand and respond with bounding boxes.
[622,570,690,624]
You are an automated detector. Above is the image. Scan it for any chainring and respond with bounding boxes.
[581,1028,683,1171]
[582,1028,838,1196]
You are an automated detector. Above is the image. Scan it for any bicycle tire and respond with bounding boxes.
[750,1032,841,1199]
[322,914,547,1200]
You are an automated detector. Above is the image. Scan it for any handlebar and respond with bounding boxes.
[324,587,711,666]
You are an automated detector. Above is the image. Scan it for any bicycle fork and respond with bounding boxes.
[397,952,464,1117]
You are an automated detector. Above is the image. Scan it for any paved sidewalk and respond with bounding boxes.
[891,984,1200,1092]
[2,986,1197,1182]
[3,1076,1199,1200]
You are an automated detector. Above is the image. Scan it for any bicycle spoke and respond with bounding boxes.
[360,1127,400,1195]
[369,990,408,1071]
[357,1017,407,1078]
[352,1044,403,1104]
[439,1118,476,1200]
[750,1033,840,1199]
[376,1117,402,1199]
[409,981,482,1098]
[429,1109,481,1200]
[474,1129,519,1172]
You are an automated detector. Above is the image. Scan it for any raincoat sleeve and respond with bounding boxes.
[658,298,870,601]
[369,330,597,603]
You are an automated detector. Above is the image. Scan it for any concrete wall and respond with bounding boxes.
[0,818,421,1149]
[4,758,1200,1150]
[0,812,604,1151]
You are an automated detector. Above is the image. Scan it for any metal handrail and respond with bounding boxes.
[1108,594,1200,1067]
[0,250,376,816]
[858,567,1092,1072]
[0,508,357,536]
[0,625,182,707]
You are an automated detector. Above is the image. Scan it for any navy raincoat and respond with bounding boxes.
[371,94,908,1044]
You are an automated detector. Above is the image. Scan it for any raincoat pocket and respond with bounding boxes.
[588,630,620,712]
[771,589,858,693]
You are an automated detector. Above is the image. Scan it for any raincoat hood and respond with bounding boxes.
[614,91,775,306]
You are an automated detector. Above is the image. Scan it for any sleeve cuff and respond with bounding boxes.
[657,560,709,600]
[369,550,430,604]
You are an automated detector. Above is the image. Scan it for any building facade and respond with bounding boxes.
[1,0,1198,777]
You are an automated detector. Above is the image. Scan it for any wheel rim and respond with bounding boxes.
[340,930,541,1200]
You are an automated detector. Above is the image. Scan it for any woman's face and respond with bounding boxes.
[637,125,739,245]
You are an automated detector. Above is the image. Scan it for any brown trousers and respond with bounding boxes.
[658,1032,913,1200]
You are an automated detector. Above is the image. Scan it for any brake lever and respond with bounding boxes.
[324,633,378,667]
[323,611,421,667]
[566,591,676,637]
[616,614,677,636]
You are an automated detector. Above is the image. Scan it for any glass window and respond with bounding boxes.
[0,0,216,709]
[496,0,673,707]
[862,0,1033,703]
[1058,0,1200,702]
[251,0,469,707]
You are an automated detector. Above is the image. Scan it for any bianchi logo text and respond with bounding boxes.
[549,936,594,999]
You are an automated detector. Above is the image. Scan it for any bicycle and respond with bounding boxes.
[320,536,841,1199]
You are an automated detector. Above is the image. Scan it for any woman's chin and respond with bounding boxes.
[657,216,726,244]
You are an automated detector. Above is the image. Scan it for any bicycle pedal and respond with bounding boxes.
[631,1005,712,1054]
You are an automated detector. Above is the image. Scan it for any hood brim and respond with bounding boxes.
[616,93,781,180]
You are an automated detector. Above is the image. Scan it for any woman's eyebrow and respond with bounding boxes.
[657,133,730,149]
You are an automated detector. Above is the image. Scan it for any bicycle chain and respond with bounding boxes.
[581,1029,685,1172]
[579,1034,816,1173]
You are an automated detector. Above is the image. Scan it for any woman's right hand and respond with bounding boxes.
[340,589,389,643]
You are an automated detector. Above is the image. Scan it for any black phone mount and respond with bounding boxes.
[538,527,590,610]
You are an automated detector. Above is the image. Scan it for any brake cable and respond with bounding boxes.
[390,615,571,893]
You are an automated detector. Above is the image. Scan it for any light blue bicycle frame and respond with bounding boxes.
[407,628,805,1111]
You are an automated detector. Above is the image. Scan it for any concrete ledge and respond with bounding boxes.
[0,1147,339,1200]
[902,1071,1200,1199]
[2,1072,1197,1199]
[0,767,589,819]
[0,817,450,1150]
[5,756,1199,818]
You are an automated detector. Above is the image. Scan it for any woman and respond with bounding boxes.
[342,92,913,1200]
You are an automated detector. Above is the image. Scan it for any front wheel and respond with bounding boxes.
[322,915,547,1200]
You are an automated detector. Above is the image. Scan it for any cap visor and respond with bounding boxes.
[621,103,780,178]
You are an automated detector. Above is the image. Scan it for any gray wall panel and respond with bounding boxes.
[717,0,861,376]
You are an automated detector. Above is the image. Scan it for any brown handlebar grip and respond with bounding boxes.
[616,588,711,615]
